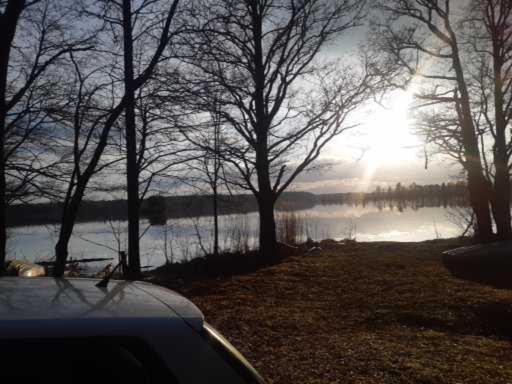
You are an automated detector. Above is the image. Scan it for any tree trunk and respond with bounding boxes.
[212,183,219,258]
[461,122,494,243]
[451,48,494,242]
[212,117,220,259]
[254,128,279,260]
[255,140,278,260]
[53,180,89,276]
[122,0,141,280]
[0,102,6,274]
[0,73,6,273]
[258,193,278,261]
[54,218,73,277]
[250,2,278,261]
[467,168,494,242]
[0,118,5,274]
[0,0,26,273]
[53,105,125,276]
[490,37,512,240]
[491,126,511,240]
[491,171,511,240]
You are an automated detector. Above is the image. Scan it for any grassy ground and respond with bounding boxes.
[150,239,512,384]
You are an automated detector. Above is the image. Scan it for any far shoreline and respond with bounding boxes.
[7,187,467,228]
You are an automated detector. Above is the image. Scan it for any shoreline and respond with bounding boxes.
[145,237,475,288]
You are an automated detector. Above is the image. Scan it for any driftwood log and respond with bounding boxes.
[36,257,113,266]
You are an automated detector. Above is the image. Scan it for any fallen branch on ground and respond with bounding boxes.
[37,257,113,266]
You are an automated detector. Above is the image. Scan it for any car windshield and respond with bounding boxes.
[0,337,177,384]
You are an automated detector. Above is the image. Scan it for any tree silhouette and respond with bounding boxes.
[178,0,373,260]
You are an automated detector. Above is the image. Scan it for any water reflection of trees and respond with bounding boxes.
[320,196,467,212]
[319,182,469,212]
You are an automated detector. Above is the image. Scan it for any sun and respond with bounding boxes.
[322,88,421,190]
[360,89,420,189]
[365,90,418,165]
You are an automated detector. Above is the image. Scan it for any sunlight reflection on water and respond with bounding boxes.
[7,203,461,269]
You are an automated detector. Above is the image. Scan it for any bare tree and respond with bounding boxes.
[133,84,193,204]
[119,0,185,279]
[0,0,91,272]
[467,0,512,240]
[373,0,495,242]
[48,49,125,277]
[120,0,141,279]
[51,0,181,278]
[185,102,226,258]
[177,0,372,261]
[204,108,223,258]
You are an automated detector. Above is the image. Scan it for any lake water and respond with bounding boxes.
[7,202,464,270]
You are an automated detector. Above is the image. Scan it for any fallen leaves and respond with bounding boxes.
[162,239,512,383]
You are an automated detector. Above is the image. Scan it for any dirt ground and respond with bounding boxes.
[155,239,512,383]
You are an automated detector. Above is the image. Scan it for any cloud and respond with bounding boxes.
[290,156,461,193]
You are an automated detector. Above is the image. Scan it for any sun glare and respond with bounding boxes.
[368,91,417,162]
[361,90,419,190]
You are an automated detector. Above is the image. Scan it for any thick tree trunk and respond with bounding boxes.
[0,105,6,274]
[122,0,141,280]
[0,119,5,274]
[467,168,494,242]
[462,125,494,243]
[492,129,511,240]
[0,76,6,273]
[258,193,277,261]
[254,130,279,260]
[491,42,512,240]
[255,131,278,260]
[491,171,511,240]
[0,0,26,273]
[250,2,278,261]
[451,49,494,242]
[255,152,279,260]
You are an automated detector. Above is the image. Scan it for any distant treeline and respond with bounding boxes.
[319,182,468,206]
[7,183,469,227]
[7,192,317,227]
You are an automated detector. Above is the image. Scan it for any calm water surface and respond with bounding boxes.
[7,203,463,269]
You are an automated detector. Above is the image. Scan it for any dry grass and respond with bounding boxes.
[155,239,512,384]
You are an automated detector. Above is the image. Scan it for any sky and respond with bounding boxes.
[291,7,461,194]
[300,90,459,194]
[99,2,463,199]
